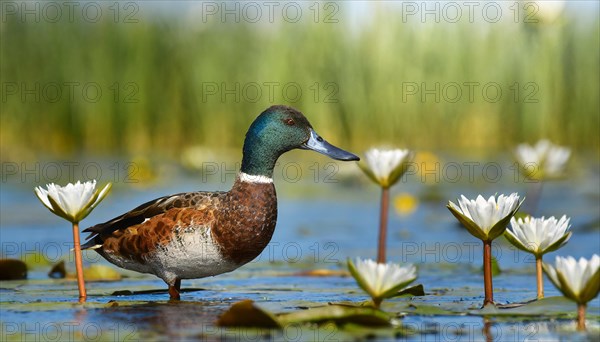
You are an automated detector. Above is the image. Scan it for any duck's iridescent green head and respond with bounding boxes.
[241,105,359,177]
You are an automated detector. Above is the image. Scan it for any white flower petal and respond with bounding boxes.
[507,215,571,254]
[33,180,109,223]
[451,193,520,235]
[91,182,112,208]
[515,140,570,179]
[363,148,412,185]
[547,255,600,301]
[34,186,53,210]
[545,146,570,177]
[351,258,416,297]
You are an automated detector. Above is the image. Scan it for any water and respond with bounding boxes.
[1,163,599,341]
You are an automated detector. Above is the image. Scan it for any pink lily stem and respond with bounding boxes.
[483,240,494,306]
[536,256,544,299]
[577,303,586,331]
[72,222,87,302]
[377,187,390,264]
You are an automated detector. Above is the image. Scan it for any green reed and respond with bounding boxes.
[1,4,598,160]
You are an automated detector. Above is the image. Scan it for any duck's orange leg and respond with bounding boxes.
[168,278,181,300]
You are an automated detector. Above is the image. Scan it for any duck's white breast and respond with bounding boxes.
[148,226,239,283]
[103,225,238,284]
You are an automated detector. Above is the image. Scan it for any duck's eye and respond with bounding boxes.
[284,118,295,126]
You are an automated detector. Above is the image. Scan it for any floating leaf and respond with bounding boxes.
[106,300,119,307]
[395,303,462,316]
[0,259,27,280]
[472,296,579,317]
[217,300,281,328]
[328,301,373,307]
[48,260,66,279]
[395,284,425,297]
[278,305,391,327]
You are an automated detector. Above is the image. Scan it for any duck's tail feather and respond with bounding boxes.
[81,236,103,250]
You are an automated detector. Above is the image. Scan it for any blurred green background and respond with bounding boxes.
[1,1,599,162]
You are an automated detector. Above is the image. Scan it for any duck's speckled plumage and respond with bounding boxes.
[82,105,359,300]
[84,176,276,287]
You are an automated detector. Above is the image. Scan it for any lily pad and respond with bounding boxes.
[471,297,579,317]
[278,305,391,327]
[387,302,464,316]
[217,300,281,328]
[0,259,27,280]
[48,260,66,279]
[394,284,425,297]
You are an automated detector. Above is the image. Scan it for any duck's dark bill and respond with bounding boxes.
[301,129,360,161]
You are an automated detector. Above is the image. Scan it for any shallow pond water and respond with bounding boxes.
[1,160,599,341]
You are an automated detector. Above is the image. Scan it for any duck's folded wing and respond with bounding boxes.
[83,192,219,241]
[97,207,217,262]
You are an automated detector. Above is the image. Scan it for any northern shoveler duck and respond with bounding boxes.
[82,105,359,300]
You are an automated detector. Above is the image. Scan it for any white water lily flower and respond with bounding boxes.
[447,193,522,241]
[543,255,600,304]
[359,148,413,188]
[515,140,571,180]
[348,258,417,305]
[505,216,572,256]
[35,180,112,223]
